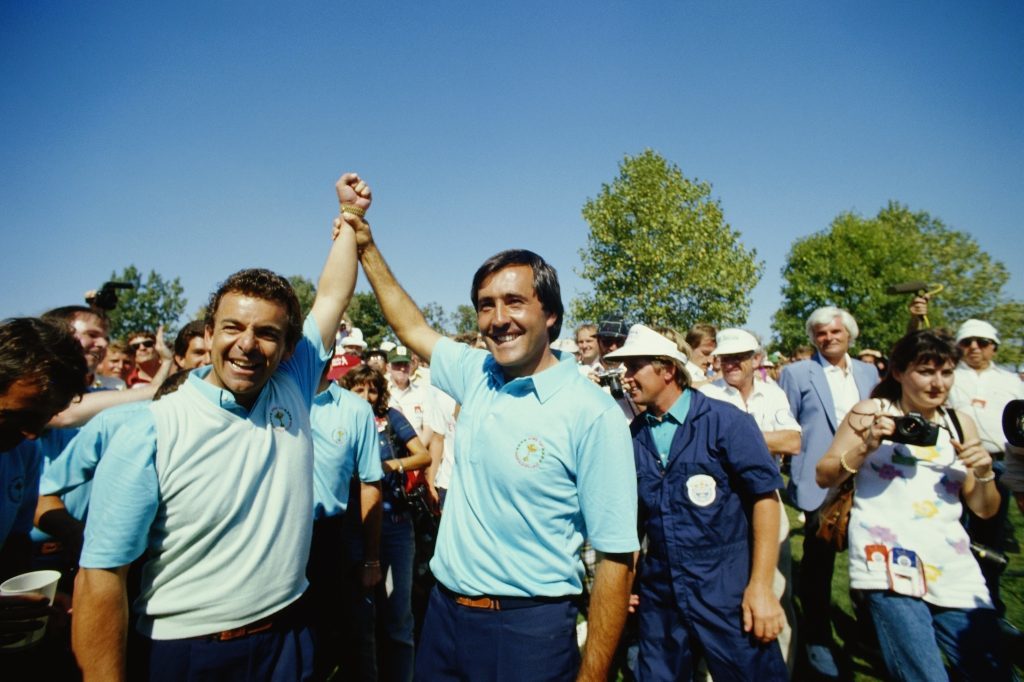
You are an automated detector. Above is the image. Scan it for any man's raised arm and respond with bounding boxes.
[347,203,442,363]
[309,172,365,350]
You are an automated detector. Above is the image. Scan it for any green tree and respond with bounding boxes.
[985,300,1024,370]
[453,304,477,334]
[288,275,317,319]
[347,291,390,348]
[772,202,1012,355]
[421,302,450,335]
[104,265,188,341]
[572,149,762,330]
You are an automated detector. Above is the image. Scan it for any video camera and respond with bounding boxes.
[1004,399,1024,448]
[87,281,135,311]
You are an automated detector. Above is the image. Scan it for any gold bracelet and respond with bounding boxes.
[340,203,366,217]
[839,451,859,474]
[974,470,996,483]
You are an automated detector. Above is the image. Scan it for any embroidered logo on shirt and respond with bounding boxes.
[269,406,293,431]
[514,436,546,469]
[686,474,716,507]
[332,428,346,444]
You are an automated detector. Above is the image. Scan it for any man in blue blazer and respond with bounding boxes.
[778,306,878,678]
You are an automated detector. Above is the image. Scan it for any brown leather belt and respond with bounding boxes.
[438,584,574,612]
[202,596,305,641]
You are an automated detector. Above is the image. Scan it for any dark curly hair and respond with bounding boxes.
[0,317,89,413]
[339,364,390,417]
[205,269,303,351]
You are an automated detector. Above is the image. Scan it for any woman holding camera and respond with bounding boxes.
[816,329,1009,680]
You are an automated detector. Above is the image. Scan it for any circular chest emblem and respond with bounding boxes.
[6,473,25,505]
[514,436,546,469]
[686,474,717,507]
[331,428,346,444]
[269,405,293,431]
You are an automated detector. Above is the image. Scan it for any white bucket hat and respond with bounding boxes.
[712,328,759,356]
[604,324,688,364]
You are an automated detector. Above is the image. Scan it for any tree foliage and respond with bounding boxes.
[347,291,390,348]
[772,202,1014,357]
[105,265,188,341]
[572,149,762,331]
[420,302,450,335]
[453,304,477,334]
[288,275,317,319]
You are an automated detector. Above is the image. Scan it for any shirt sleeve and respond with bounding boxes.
[723,410,785,497]
[39,415,111,496]
[388,408,419,446]
[428,337,486,405]
[8,442,41,540]
[576,404,640,554]
[356,403,384,483]
[279,314,332,409]
[79,410,160,569]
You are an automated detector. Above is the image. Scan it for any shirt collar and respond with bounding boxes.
[644,389,692,426]
[188,365,251,416]
[484,352,575,403]
[314,381,341,404]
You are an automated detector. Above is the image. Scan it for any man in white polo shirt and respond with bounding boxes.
[948,318,1024,616]
[699,328,801,673]
[71,172,368,681]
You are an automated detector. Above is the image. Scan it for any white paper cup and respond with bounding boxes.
[0,569,61,649]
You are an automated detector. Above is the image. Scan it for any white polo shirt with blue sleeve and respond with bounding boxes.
[428,338,639,598]
[80,315,330,640]
[310,382,383,520]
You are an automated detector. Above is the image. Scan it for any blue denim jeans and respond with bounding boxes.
[379,512,415,682]
[861,590,1011,681]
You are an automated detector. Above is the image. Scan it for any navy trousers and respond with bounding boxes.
[414,585,579,681]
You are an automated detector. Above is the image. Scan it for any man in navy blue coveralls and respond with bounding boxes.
[606,324,788,681]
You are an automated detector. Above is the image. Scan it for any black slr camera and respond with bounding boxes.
[88,281,135,310]
[889,412,940,447]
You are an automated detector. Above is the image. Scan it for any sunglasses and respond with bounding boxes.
[958,337,993,349]
[129,339,155,351]
[718,352,755,364]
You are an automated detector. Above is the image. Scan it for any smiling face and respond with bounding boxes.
[71,313,109,373]
[811,316,851,365]
[99,349,132,379]
[691,338,717,371]
[622,357,680,415]
[476,264,556,379]
[576,329,599,365]
[204,293,292,409]
[129,334,158,366]
[894,359,956,414]
[719,351,757,391]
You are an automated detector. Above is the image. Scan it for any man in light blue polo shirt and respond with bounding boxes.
[308,359,383,679]
[353,212,638,681]
[72,172,369,682]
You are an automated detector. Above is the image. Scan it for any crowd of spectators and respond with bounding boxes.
[0,172,1021,681]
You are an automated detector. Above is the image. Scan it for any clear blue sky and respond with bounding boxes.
[3,2,1021,344]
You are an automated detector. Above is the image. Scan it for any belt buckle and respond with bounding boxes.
[454,595,500,610]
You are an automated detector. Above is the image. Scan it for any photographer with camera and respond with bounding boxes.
[816,329,1009,681]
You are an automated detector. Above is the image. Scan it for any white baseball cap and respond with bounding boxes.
[603,324,688,364]
[955,319,999,345]
[551,338,579,354]
[712,328,759,356]
[342,327,367,350]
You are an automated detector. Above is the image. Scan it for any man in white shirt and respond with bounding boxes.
[700,328,801,672]
[948,318,1024,616]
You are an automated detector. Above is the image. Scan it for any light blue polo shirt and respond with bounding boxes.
[81,315,329,569]
[39,401,151,522]
[310,383,382,520]
[642,390,692,467]
[429,337,639,598]
[0,440,41,549]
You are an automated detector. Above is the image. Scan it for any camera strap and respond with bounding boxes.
[942,407,964,443]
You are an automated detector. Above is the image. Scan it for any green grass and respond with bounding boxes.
[786,496,1024,680]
